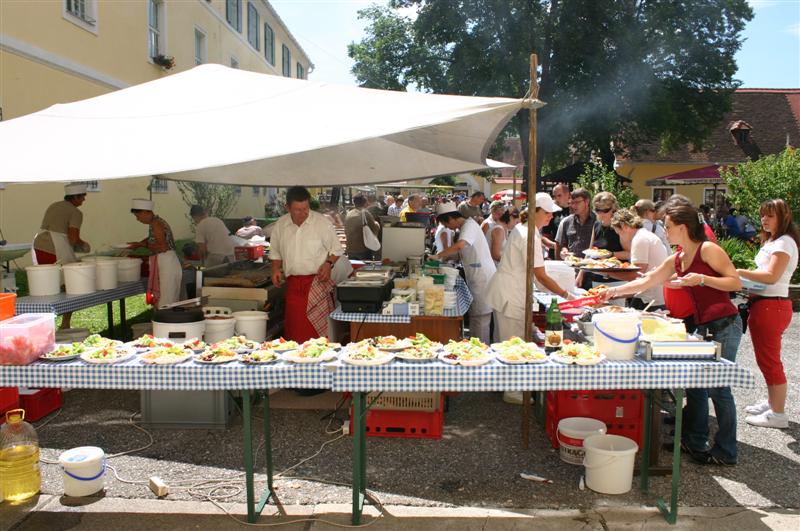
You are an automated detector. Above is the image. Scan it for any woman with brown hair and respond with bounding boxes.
[737,199,798,429]
[598,202,743,465]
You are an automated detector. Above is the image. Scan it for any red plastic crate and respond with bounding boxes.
[350,395,444,439]
[0,387,20,424]
[234,245,265,261]
[0,293,16,321]
[545,389,644,448]
[19,388,63,422]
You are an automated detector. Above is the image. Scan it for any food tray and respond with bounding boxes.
[578,266,640,273]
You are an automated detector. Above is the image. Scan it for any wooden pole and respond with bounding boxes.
[521,53,540,449]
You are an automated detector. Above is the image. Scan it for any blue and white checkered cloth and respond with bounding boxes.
[0,358,334,391]
[16,280,148,315]
[330,357,755,392]
[331,276,473,324]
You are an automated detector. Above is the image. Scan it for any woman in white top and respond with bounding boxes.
[736,199,799,429]
[433,219,454,255]
[487,208,520,264]
[608,209,669,309]
[634,199,670,253]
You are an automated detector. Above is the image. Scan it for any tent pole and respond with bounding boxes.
[521,54,540,449]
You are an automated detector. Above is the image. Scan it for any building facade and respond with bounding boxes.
[0,0,312,262]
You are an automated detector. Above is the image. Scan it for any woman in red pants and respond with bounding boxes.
[737,199,798,429]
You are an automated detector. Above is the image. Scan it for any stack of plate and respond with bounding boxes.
[443,291,457,310]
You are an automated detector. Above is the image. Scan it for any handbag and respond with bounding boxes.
[362,210,381,251]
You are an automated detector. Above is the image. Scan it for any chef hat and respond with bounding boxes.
[131,198,154,211]
[64,183,88,195]
[436,202,458,216]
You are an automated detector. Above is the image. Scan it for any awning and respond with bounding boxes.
[0,64,540,187]
[645,165,728,186]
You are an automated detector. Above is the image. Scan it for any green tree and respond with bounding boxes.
[348,0,753,181]
[174,180,238,220]
[576,164,638,209]
[720,147,800,226]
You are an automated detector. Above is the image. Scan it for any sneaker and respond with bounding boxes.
[502,391,534,405]
[691,451,737,466]
[746,410,789,429]
[745,400,771,415]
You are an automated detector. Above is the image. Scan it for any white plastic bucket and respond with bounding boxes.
[557,417,607,465]
[117,259,141,282]
[152,320,205,342]
[95,260,118,290]
[26,264,62,296]
[592,313,641,360]
[232,311,268,342]
[583,434,639,494]
[544,261,577,295]
[204,316,236,344]
[58,446,106,497]
[63,262,96,295]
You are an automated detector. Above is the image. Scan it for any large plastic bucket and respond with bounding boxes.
[592,313,641,360]
[557,417,607,465]
[62,262,96,295]
[58,446,106,497]
[583,434,638,494]
[26,264,62,296]
[232,311,268,342]
[117,259,141,282]
[95,260,118,290]
[204,317,235,343]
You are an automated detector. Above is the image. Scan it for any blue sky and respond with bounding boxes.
[271,0,800,88]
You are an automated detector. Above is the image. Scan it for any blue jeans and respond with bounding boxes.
[683,314,743,462]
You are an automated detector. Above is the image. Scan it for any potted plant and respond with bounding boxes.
[152,54,175,70]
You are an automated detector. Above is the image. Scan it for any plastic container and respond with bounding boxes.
[351,394,444,439]
[94,260,118,290]
[19,388,63,422]
[234,245,265,261]
[25,264,61,296]
[232,311,268,342]
[62,262,96,295]
[0,409,41,503]
[556,417,607,465]
[583,434,638,494]
[117,259,141,282]
[0,293,16,322]
[0,313,56,365]
[58,446,105,497]
[0,388,20,425]
[204,316,235,344]
[592,313,641,360]
[543,261,577,294]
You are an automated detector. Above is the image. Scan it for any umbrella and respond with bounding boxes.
[492,189,527,201]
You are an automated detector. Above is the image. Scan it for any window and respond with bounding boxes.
[151,178,168,194]
[704,187,727,211]
[251,186,261,195]
[247,3,260,50]
[263,22,275,65]
[652,187,674,203]
[226,0,241,32]
[234,186,242,197]
[194,28,206,65]
[65,0,95,25]
[148,0,165,59]
[281,44,291,77]
[296,62,305,79]
[230,56,239,69]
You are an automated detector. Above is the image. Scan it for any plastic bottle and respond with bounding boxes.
[0,409,41,503]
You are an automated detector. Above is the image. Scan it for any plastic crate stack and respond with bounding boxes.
[0,293,18,422]
[545,389,644,448]
[349,392,444,439]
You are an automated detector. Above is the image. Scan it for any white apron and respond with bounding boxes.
[31,230,77,265]
[156,250,182,307]
[458,219,496,316]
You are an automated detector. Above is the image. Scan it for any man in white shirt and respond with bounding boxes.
[190,205,235,267]
[269,186,343,343]
[235,216,264,240]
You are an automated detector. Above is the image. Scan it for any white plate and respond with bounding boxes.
[80,348,136,364]
[438,351,493,366]
[340,351,395,366]
[193,354,238,364]
[549,352,606,365]
[495,352,549,365]
[240,352,280,364]
[39,352,81,362]
[394,349,438,362]
[583,248,612,259]
[281,350,338,364]
[140,350,194,365]
[374,340,412,352]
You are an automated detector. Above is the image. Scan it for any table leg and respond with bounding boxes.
[352,392,367,525]
[260,392,274,506]
[655,388,683,524]
[119,298,128,340]
[640,389,653,491]
[106,302,114,338]
[243,390,256,523]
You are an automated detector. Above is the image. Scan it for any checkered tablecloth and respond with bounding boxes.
[331,276,473,324]
[0,358,334,391]
[330,357,755,392]
[15,279,148,315]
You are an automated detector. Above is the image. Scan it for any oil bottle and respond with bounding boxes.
[0,409,41,503]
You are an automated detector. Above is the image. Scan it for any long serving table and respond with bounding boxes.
[15,279,147,338]
[331,357,755,525]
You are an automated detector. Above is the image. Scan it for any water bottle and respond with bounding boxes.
[0,409,41,503]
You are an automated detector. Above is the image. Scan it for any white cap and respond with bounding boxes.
[436,202,458,215]
[131,198,154,211]
[64,183,88,195]
[535,192,562,213]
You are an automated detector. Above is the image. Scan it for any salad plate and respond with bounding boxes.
[340,344,395,366]
[40,343,90,362]
[549,342,606,365]
[140,346,194,365]
[80,345,136,364]
[240,349,281,364]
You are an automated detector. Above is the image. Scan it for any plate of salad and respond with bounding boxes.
[373,335,412,351]
[282,338,338,363]
[40,343,90,362]
[80,345,136,364]
[549,341,605,365]
[194,345,238,364]
[140,346,194,365]
[340,342,395,366]
[240,349,281,364]
[83,333,123,350]
[217,336,260,352]
[260,337,299,353]
[492,337,548,364]
[439,337,493,366]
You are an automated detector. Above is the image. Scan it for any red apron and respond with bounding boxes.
[285,274,319,343]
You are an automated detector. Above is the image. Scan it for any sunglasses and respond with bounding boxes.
[595,208,612,213]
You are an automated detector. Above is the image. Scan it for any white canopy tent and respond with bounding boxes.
[0,64,541,186]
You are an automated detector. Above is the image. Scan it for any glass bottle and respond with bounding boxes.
[544,297,563,352]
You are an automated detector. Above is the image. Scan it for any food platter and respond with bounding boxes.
[549,342,605,365]
[439,338,493,366]
[240,349,281,364]
[579,266,640,273]
[80,345,136,364]
[492,338,548,364]
[582,247,613,259]
[216,336,260,352]
[194,346,238,364]
[281,349,337,363]
[340,344,395,366]
[373,335,412,351]
[127,335,177,352]
[182,338,207,352]
[140,347,194,365]
[261,338,299,353]
[40,343,88,362]
[394,346,439,362]
[83,334,123,350]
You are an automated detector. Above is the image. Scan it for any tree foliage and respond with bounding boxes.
[348,0,753,179]
[576,164,638,209]
[720,147,800,227]
[174,181,238,220]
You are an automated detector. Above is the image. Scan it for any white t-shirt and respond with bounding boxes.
[269,210,343,276]
[630,228,668,306]
[755,235,798,297]
[434,224,454,254]
[195,217,235,257]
